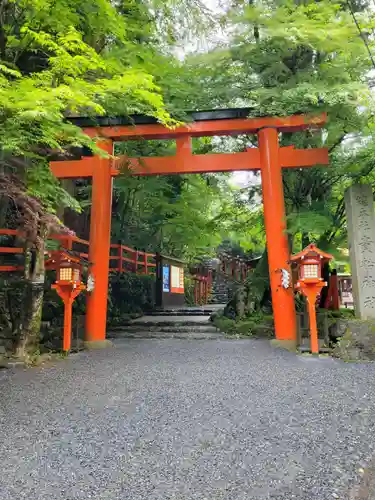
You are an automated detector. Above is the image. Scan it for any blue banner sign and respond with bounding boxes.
[163,265,170,292]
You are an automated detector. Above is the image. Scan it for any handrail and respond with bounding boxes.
[0,229,156,276]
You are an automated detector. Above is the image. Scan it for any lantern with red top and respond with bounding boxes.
[46,250,87,352]
[293,245,332,284]
[290,244,333,354]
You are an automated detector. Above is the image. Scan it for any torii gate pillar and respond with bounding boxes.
[85,140,113,347]
[258,128,296,346]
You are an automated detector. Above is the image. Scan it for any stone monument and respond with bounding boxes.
[345,184,375,319]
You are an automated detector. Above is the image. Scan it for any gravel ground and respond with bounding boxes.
[1,339,375,500]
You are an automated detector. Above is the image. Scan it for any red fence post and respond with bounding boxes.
[144,251,148,275]
[119,244,123,273]
[60,235,73,251]
[324,270,340,310]
[134,250,138,274]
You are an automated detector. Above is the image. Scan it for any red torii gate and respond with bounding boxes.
[50,110,329,349]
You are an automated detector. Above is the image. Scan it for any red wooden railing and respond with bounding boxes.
[220,257,249,282]
[192,272,212,305]
[0,229,156,275]
[0,229,25,272]
[190,258,250,306]
[109,244,156,274]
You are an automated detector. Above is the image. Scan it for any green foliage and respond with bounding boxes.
[42,270,155,329]
[111,169,256,261]
[184,275,196,306]
[141,0,375,263]
[213,311,274,337]
[219,0,375,257]
[0,0,181,232]
[231,0,370,121]
[107,272,155,325]
[27,163,81,214]
[212,315,237,335]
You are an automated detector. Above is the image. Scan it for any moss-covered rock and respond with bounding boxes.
[332,319,375,361]
[212,316,237,335]
[212,311,274,338]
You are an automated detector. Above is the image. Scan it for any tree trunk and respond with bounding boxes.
[0,156,9,227]
[13,281,44,358]
[12,232,46,359]
[301,232,310,249]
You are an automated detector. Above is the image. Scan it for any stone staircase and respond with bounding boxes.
[107,306,226,340]
[209,270,239,304]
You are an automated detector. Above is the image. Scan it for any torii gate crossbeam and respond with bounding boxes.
[50,110,329,349]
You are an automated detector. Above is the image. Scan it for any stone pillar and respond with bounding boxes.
[345,184,375,319]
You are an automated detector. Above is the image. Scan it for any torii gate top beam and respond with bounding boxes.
[73,109,327,140]
[51,110,328,178]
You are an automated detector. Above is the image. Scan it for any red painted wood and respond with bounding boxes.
[258,127,296,342]
[0,229,22,236]
[0,229,156,276]
[51,147,329,179]
[86,148,113,343]
[0,247,23,253]
[82,113,327,140]
[0,265,24,271]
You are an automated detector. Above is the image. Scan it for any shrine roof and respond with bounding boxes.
[290,244,333,262]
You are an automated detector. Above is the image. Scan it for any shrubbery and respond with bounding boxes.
[107,272,155,325]
[212,310,274,338]
[41,271,156,330]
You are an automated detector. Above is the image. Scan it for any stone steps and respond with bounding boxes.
[298,338,331,354]
[149,308,218,316]
[108,331,225,340]
[108,309,224,340]
[110,324,218,333]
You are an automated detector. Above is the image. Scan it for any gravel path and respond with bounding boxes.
[1,339,375,500]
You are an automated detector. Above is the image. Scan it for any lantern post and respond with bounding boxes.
[46,251,86,352]
[291,244,333,354]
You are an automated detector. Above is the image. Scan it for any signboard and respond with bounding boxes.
[171,265,184,294]
[156,255,185,307]
[162,265,170,292]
